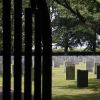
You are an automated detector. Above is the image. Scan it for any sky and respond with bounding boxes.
[32,43,87,50]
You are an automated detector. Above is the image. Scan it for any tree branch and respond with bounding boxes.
[54,0,100,34]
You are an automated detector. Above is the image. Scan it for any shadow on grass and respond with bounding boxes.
[52,92,100,100]
[54,78,100,91]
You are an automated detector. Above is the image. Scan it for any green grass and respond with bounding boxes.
[0,62,100,100]
[52,48,100,53]
[52,62,100,100]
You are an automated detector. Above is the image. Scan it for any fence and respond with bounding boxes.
[3,0,52,100]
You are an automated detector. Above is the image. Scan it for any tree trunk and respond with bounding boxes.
[64,45,68,55]
[92,33,96,55]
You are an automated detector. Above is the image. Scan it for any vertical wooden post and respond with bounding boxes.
[3,0,11,100]
[24,8,32,100]
[41,1,52,100]
[14,0,22,100]
[36,0,52,100]
[34,9,42,100]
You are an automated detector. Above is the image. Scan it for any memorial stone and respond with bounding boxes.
[97,65,100,79]
[77,70,88,87]
[94,63,100,74]
[64,62,75,72]
[32,57,34,67]
[78,56,83,62]
[22,56,25,74]
[53,60,60,67]
[83,57,85,63]
[94,56,99,63]
[66,66,75,80]
[0,63,2,75]
[85,62,93,72]
[22,61,24,74]
[31,67,34,81]
[41,56,43,74]
[0,56,2,62]
[52,56,57,61]
[12,65,14,77]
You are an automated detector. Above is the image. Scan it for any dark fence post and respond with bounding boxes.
[24,8,32,100]
[3,0,11,100]
[41,1,52,100]
[34,9,42,100]
[14,0,22,100]
[36,0,52,99]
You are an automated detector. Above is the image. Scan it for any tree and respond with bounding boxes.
[8,0,34,53]
[52,0,100,54]
[51,3,86,54]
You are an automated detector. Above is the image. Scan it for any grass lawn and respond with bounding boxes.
[0,62,100,100]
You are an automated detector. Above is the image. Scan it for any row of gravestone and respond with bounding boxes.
[52,56,84,68]
[0,56,100,76]
[64,61,100,74]
[0,56,43,77]
[65,66,100,87]
[52,56,100,74]
[52,56,100,63]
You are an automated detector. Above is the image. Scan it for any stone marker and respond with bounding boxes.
[94,63,100,74]
[64,62,75,72]
[78,56,83,62]
[53,60,62,67]
[83,57,85,63]
[22,57,25,74]
[77,70,88,87]
[52,56,57,61]
[31,67,34,81]
[22,62,24,74]
[0,63,2,75]
[0,56,2,62]
[12,59,14,65]
[66,66,75,80]
[97,65,100,79]
[85,62,93,72]
[12,65,14,77]
[41,56,43,74]
[94,56,99,63]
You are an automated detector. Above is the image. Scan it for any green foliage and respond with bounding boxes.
[76,0,100,13]
[51,3,87,51]
[51,0,100,52]
[0,0,34,52]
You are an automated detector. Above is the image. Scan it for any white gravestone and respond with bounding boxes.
[85,62,93,72]
[94,56,99,63]
[22,57,25,74]
[78,56,83,62]
[41,56,43,74]
[53,60,62,67]
[0,56,3,62]
[70,58,79,65]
